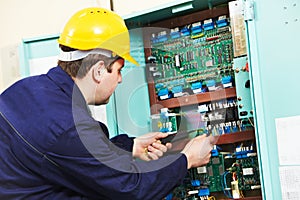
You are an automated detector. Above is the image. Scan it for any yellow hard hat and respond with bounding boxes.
[58,7,138,66]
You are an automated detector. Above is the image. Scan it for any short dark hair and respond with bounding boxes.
[57,45,120,78]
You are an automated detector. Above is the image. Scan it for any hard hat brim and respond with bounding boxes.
[122,53,139,66]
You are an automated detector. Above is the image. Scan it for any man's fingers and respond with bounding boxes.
[146,152,159,160]
[152,142,168,153]
[154,132,169,140]
[148,145,163,157]
[165,143,172,149]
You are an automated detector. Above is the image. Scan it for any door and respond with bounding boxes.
[245,0,300,199]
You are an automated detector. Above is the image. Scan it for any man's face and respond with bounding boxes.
[94,59,124,105]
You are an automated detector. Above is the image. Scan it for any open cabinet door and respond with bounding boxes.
[245,0,300,199]
[113,28,152,137]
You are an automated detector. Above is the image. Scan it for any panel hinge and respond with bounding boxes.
[243,0,255,21]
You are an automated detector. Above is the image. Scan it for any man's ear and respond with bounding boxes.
[92,61,105,84]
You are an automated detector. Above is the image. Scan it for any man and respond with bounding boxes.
[0,7,215,199]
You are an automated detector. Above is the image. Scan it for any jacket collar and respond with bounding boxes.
[46,66,87,108]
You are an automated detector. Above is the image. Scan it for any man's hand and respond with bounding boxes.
[181,134,219,169]
[133,132,172,161]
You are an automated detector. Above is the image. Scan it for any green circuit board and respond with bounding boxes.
[149,21,234,97]
[236,155,261,190]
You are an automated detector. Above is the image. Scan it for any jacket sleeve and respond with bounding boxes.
[40,119,188,200]
[110,134,134,152]
[98,121,134,152]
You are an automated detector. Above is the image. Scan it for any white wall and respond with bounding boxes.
[0,0,110,92]
[113,0,176,16]
[0,0,175,92]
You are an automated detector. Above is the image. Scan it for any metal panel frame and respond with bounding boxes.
[246,0,300,199]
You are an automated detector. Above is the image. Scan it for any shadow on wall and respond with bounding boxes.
[0,44,20,93]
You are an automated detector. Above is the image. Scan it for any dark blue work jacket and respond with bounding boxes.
[0,66,187,200]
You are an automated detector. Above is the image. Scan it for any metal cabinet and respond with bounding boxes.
[246,0,300,199]
[123,0,300,199]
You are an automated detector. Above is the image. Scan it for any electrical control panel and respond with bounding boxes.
[149,16,234,100]
[163,144,261,199]
[125,0,261,199]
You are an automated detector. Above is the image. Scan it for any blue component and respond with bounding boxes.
[241,122,246,131]
[181,27,190,36]
[170,31,181,39]
[160,128,169,133]
[191,82,202,90]
[211,149,219,157]
[157,35,168,43]
[191,180,201,187]
[160,109,171,132]
[157,88,168,96]
[201,87,208,93]
[155,83,164,89]
[222,76,232,84]
[236,148,255,159]
[160,111,168,119]
[191,25,202,35]
[198,188,210,196]
[224,125,231,134]
[232,124,238,132]
[172,85,183,94]
[151,37,158,44]
[218,126,224,134]
[206,79,216,87]
[216,19,228,28]
[236,151,243,159]
[203,22,214,31]
[228,98,235,104]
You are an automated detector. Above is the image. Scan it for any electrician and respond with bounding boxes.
[0,7,215,200]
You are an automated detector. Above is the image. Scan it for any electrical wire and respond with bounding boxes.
[248,117,254,127]
[240,190,245,198]
[221,171,233,199]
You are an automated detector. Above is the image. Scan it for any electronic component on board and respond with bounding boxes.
[216,15,228,28]
[170,27,180,39]
[222,76,233,88]
[191,81,202,94]
[203,19,214,31]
